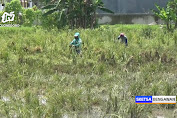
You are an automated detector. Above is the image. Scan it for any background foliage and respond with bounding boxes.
[0,0,113,29]
[153,0,177,30]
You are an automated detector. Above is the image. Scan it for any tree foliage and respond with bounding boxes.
[5,0,22,23]
[153,0,177,30]
[42,0,114,29]
[23,8,35,26]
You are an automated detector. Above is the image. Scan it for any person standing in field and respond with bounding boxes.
[69,32,82,54]
[117,33,128,46]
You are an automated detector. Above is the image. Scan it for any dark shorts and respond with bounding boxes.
[76,49,81,54]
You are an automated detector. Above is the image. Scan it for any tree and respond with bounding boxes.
[168,0,177,28]
[42,0,114,29]
[5,0,22,24]
[152,0,177,30]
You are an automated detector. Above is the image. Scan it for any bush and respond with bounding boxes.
[21,6,57,28]
[33,9,43,26]
[40,12,59,29]
[23,8,35,26]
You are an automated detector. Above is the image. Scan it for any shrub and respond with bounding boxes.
[23,8,35,26]
[40,12,59,29]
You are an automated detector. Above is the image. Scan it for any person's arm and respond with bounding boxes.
[118,35,120,40]
[70,39,75,46]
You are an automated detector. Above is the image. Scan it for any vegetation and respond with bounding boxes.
[0,0,176,117]
[0,25,176,117]
[0,0,113,29]
[4,0,22,24]
[153,0,177,30]
[42,0,114,29]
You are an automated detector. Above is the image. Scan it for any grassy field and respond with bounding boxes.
[0,25,177,118]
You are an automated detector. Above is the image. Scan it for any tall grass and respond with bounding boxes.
[0,25,176,117]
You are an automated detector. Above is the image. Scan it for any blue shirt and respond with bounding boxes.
[70,38,82,48]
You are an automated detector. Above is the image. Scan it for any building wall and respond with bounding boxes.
[97,14,163,25]
[98,0,168,24]
[100,0,168,13]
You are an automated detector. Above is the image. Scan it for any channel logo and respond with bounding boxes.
[0,11,20,27]
[135,96,176,104]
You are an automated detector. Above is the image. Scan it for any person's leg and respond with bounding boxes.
[76,49,80,54]
[75,47,81,54]
[125,39,128,46]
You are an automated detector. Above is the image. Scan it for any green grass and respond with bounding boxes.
[0,25,176,118]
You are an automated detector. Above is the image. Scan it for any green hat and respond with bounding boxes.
[74,32,80,37]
